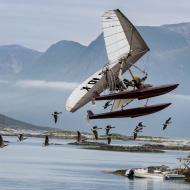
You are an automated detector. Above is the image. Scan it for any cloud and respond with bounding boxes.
[0,80,9,84]
[16,80,78,90]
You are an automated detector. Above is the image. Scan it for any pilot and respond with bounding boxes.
[132,74,147,89]
[131,74,152,89]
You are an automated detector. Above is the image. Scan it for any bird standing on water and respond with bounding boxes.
[107,134,112,145]
[18,134,27,141]
[18,134,24,141]
[77,131,81,143]
[44,135,49,146]
[91,126,102,140]
[0,135,7,148]
[133,132,138,140]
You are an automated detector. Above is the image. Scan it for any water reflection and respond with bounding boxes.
[147,180,154,190]
[128,179,135,190]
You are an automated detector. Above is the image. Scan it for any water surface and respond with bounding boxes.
[0,136,189,190]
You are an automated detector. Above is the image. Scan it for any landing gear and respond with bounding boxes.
[145,98,149,107]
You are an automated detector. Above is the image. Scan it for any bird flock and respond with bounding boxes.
[0,111,172,148]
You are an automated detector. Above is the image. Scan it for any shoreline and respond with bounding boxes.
[1,128,190,152]
[69,141,164,153]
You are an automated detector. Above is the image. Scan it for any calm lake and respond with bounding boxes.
[0,136,189,190]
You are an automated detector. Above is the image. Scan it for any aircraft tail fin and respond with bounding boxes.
[87,110,94,117]
[86,110,94,123]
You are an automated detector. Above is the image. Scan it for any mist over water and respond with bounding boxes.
[0,137,189,190]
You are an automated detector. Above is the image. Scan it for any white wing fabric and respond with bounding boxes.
[66,9,149,112]
[102,10,130,64]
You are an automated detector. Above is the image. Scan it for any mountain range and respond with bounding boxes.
[0,22,189,137]
[0,113,45,130]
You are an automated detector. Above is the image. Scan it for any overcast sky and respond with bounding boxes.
[0,0,189,51]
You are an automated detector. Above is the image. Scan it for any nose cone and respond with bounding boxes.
[161,83,179,93]
[170,83,179,90]
[165,83,179,92]
[164,103,172,108]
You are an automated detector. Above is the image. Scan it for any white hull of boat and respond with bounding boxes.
[134,169,163,179]
[125,168,185,180]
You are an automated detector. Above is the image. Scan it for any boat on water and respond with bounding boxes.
[164,173,185,180]
[132,168,163,179]
[125,166,185,180]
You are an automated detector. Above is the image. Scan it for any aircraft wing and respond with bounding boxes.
[66,9,149,112]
